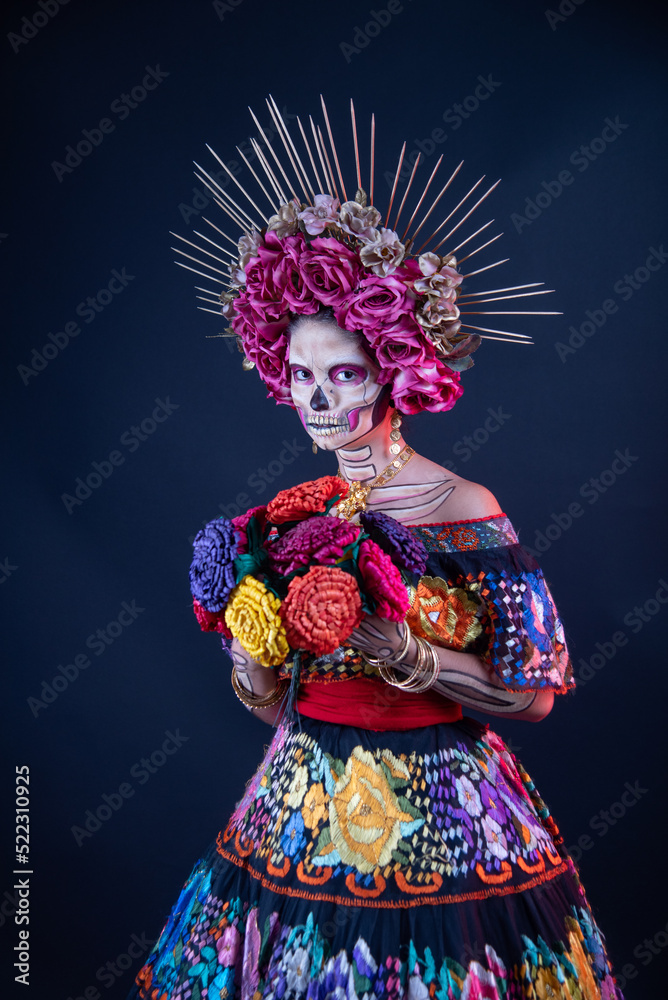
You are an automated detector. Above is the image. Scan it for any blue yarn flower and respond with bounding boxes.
[359,510,428,575]
[189,518,238,612]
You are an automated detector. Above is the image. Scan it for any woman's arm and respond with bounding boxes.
[229,639,285,726]
[348,616,554,723]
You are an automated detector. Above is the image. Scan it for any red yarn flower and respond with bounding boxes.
[280,565,363,655]
[266,476,348,525]
[357,539,410,622]
[192,599,232,638]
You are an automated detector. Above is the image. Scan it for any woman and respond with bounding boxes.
[129,100,623,998]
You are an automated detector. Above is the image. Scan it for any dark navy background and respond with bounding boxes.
[2,0,666,996]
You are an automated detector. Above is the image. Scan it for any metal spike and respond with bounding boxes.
[410,160,463,243]
[463,259,509,278]
[457,232,504,265]
[320,94,347,201]
[463,331,533,344]
[417,176,485,253]
[202,186,250,232]
[201,216,242,250]
[250,138,286,203]
[459,291,555,305]
[193,229,241,260]
[174,260,229,285]
[170,230,234,265]
[434,179,502,253]
[194,284,223,297]
[196,295,223,305]
[384,142,406,227]
[172,245,232,280]
[297,115,326,194]
[236,144,278,212]
[317,124,339,199]
[369,113,375,207]
[204,145,266,221]
[459,282,545,297]
[402,155,443,241]
[266,96,311,200]
[460,310,562,316]
[194,169,256,230]
[197,305,225,316]
[350,99,361,189]
[447,220,494,257]
[248,106,297,200]
[194,161,260,230]
[460,323,532,339]
[268,96,314,195]
[310,117,334,196]
[393,152,421,231]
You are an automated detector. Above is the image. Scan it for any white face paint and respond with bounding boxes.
[288,317,387,451]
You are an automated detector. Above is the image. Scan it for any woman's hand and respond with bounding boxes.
[347,614,406,661]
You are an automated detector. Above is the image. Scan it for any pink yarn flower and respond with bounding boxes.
[268,515,360,576]
[357,539,409,622]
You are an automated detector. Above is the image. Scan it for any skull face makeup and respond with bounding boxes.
[288,316,389,451]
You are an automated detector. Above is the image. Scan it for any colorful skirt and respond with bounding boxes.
[127,714,623,999]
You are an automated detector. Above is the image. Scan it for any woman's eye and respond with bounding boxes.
[333,368,365,384]
[293,369,313,382]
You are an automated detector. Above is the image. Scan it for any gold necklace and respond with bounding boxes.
[335,445,415,521]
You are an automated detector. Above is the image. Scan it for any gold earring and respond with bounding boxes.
[312,440,318,454]
[389,410,402,455]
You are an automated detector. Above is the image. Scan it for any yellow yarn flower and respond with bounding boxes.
[225,575,289,667]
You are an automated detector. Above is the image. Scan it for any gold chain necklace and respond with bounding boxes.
[335,445,415,521]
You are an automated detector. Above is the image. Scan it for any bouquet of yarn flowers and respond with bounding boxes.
[188,476,428,707]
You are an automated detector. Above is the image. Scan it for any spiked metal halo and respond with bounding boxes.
[171,96,560,414]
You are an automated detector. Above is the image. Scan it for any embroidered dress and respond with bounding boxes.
[128,513,623,1000]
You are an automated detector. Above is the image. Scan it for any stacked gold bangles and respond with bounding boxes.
[362,625,441,693]
[230,665,289,711]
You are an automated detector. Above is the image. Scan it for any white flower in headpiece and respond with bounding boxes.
[232,229,263,285]
[298,194,341,236]
[267,200,300,238]
[359,227,406,276]
[219,292,237,320]
[339,200,381,241]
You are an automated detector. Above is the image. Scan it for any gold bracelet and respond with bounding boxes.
[380,634,428,690]
[404,637,441,692]
[362,622,412,670]
[378,635,441,692]
[230,665,289,710]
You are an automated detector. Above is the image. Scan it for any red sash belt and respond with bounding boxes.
[295,675,463,730]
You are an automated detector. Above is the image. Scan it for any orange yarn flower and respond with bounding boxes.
[266,476,348,525]
[280,565,363,655]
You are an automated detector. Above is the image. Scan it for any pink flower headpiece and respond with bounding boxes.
[174,98,558,415]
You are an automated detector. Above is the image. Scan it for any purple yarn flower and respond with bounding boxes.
[267,515,360,576]
[189,518,238,612]
[359,510,428,575]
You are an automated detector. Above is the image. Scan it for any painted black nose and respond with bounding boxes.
[310,386,329,411]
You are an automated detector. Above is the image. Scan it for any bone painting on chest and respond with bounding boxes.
[288,309,502,526]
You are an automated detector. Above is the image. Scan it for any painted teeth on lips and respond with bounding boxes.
[307,414,350,431]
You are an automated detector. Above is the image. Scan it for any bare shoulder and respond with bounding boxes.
[408,454,504,523]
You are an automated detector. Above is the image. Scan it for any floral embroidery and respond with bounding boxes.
[215,721,567,904]
[325,746,420,874]
[130,880,623,1000]
[406,575,485,651]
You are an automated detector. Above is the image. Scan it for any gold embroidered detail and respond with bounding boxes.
[406,575,485,650]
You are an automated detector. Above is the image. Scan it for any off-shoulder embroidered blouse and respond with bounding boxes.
[275,513,574,696]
